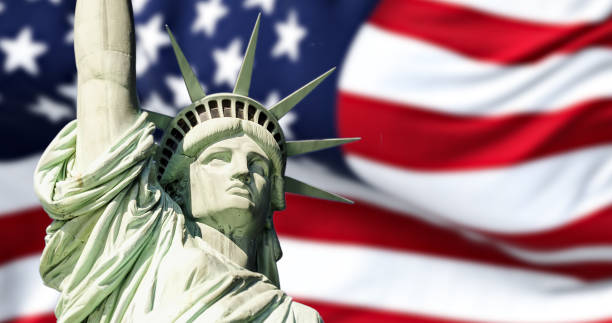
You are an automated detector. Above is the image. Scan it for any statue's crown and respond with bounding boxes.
[145,15,357,204]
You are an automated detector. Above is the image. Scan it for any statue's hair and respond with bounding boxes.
[161,118,286,211]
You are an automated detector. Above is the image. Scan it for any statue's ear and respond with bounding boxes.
[270,174,285,211]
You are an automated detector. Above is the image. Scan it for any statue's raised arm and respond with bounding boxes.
[74,0,139,172]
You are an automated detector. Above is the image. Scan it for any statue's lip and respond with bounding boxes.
[226,184,250,198]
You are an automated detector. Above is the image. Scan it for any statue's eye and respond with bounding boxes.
[248,155,270,177]
[202,151,230,165]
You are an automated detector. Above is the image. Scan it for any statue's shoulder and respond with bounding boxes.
[291,301,324,323]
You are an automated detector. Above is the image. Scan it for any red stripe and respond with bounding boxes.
[369,0,612,64]
[276,195,612,281]
[298,298,478,323]
[1,313,55,323]
[298,298,612,323]
[0,207,51,265]
[338,92,612,170]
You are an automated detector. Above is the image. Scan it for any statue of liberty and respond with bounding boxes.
[33,0,356,321]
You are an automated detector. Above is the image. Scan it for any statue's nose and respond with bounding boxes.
[231,157,251,183]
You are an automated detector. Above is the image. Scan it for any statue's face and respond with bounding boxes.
[188,134,272,237]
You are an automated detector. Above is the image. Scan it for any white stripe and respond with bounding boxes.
[0,255,58,321]
[434,0,612,24]
[344,144,612,233]
[339,24,612,116]
[279,237,612,322]
[499,244,612,264]
[0,155,40,215]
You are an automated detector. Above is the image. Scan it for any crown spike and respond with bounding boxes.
[233,14,261,96]
[284,176,353,204]
[166,25,206,103]
[269,67,335,119]
[286,137,360,157]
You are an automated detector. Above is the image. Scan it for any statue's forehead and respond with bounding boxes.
[197,134,269,159]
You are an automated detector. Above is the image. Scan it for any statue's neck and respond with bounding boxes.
[193,221,258,270]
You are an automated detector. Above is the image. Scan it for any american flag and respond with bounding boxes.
[3,0,612,322]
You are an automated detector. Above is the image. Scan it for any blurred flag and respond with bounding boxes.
[3,0,612,322]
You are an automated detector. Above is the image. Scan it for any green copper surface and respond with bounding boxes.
[284,176,353,204]
[166,26,206,103]
[286,138,360,157]
[233,14,261,97]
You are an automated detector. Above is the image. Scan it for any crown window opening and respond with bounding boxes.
[266,122,275,133]
[177,119,190,133]
[160,158,169,167]
[162,149,173,158]
[208,100,218,110]
[236,101,245,119]
[166,138,177,150]
[195,105,205,115]
[210,106,220,118]
[273,133,281,142]
[171,128,184,141]
[223,107,232,118]
[186,111,198,127]
[222,99,231,109]
[257,112,267,126]
[247,105,255,121]
[236,106,245,119]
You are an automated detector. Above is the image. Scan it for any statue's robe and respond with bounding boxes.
[34,114,321,323]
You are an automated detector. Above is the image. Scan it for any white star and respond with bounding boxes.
[263,90,280,107]
[212,38,243,87]
[0,2,5,14]
[29,96,73,123]
[166,75,206,108]
[0,28,47,76]
[243,0,275,15]
[64,15,74,43]
[142,92,177,116]
[279,111,297,140]
[264,91,297,139]
[25,0,60,4]
[58,76,77,101]
[192,0,229,37]
[136,14,170,76]
[132,0,150,14]
[271,10,306,62]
